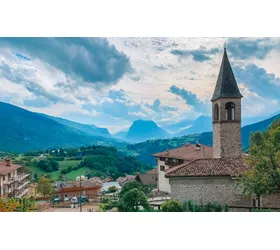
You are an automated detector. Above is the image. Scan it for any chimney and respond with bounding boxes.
[195,141,201,151]
[5,157,11,167]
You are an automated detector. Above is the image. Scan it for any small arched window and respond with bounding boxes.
[225,102,235,120]
[214,104,219,121]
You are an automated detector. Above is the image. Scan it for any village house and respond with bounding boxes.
[135,168,157,186]
[55,178,101,199]
[0,158,30,198]
[117,174,135,186]
[152,48,255,208]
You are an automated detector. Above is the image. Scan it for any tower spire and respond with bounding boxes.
[211,48,242,102]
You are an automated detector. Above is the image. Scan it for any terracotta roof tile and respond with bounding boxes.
[152,144,213,160]
[0,161,22,175]
[146,168,157,174]
[166,157,250,177]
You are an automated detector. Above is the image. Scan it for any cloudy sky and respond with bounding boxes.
[0,37,280,133]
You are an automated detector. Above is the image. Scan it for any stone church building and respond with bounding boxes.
[153,48,263,208]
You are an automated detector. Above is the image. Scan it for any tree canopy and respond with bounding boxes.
[38,158,59,172]
[239,119,280,197]
[36,177,54,197]
[118,188,150,212]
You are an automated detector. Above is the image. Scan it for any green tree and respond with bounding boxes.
[36,177,54,197]
[33,173,38,182]
[161,200,184,212]
[118,188,150,212]
[238,119,280,199]
[119,180,151,198]
[108,186,118,193]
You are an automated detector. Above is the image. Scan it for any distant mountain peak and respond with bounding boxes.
[113,119,170,143]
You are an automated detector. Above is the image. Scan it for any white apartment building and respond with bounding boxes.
[0,158,30,198]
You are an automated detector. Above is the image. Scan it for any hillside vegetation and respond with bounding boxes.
[0,101,125,152]
[121,113,280,165]
[11,145,152,181]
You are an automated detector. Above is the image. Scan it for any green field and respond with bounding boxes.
[27,160,83,181]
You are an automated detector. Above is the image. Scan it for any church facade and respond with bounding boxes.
[153,48,253,208]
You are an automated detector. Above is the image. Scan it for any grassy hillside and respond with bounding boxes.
[14,145,152,181]
[27,160,82,181]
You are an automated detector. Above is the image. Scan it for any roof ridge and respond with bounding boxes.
[166,158,204,175]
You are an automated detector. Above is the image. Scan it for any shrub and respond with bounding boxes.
[52,156,65,161]
[183,200,228,212]
[161,200,184,212]
[98,201,118,212]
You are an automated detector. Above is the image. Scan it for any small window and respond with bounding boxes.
[214,103,219,121]
[159,157,165,161]
[160,165,165,171]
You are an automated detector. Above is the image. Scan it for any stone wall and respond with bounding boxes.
[261,194,280,208]
[169,176,252,206]
[212,97,242,158]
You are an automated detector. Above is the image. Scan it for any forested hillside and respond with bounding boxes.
[0,102,124,152]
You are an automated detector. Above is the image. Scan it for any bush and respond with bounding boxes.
[52,156,65,161]
[37,159,59,172]
[161,200,184,212]
[98,201,118,212]
[251,208,280,212]
[183,200,228,212]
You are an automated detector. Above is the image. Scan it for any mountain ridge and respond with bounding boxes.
[0,101,124,153]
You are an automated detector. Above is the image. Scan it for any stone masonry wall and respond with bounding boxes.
[261,194,280,208]
[170,177,252,206]
[212,98,242,158]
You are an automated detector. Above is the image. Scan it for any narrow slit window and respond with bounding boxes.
[225,102,235,121]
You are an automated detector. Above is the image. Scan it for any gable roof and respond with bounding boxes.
[117,175,135,185]
[152,144,213,160]
[166,157,250,178]
[135,173,157,185]
[0,161,22,175]
[57,180,100,190]
[146,168,157,174]
[211,49,243,101]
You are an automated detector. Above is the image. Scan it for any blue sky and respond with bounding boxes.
[0,37,280,133]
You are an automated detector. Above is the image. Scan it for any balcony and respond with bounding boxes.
[16,181,30,191]
[15,188,29,198]
[17,173,30,182]
[3,173,30,185]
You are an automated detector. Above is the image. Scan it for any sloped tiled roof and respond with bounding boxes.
[136,173,157,185]
[166,158,250,177]
[0,161,22,175]
[57,180,100,190]
[211,49,243,101]
[117,175,135,185]
[152,144,213,160]
[146,168,157,174]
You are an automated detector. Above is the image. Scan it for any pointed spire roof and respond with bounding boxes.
[211,48,243,101]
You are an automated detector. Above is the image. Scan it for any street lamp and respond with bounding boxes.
[76,175,85,212]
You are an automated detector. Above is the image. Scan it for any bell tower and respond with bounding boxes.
[212,48,243,158]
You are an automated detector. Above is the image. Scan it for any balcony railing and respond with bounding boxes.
[15,188,29,198]
[16,181,30,191]
[4,173,30,184]
[17,173,30,182]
